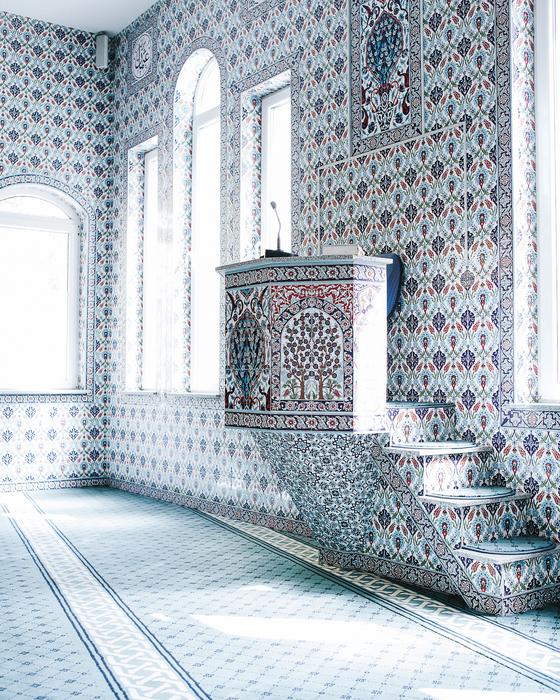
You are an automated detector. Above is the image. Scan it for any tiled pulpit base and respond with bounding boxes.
[1,488,559,699]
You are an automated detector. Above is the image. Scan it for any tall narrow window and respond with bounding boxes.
[536,0,560,400]
[173,52,222,395]
[191,57,221,393]
[261,86,292,253]
[239,74,293,261]
[141,148,160,390]
[0,188,80,391]
[125,137,161,392]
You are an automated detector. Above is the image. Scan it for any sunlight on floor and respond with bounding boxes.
[194,613,414,648]
[421,690,556,698]
[150,612,172,621]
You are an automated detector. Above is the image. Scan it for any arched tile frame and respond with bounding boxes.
[0,173,97,404]
[231,50,304,259]
[497,0,560,428]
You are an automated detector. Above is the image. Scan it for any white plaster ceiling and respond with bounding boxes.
[3,0,156,34]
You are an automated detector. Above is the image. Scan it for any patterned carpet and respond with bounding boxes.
[1,488,559,699]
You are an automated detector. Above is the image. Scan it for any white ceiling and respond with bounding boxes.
[3,0,157,34]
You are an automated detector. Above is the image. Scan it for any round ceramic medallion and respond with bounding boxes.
[131,32,153,81]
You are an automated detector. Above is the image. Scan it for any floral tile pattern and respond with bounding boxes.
[1,0,560,625]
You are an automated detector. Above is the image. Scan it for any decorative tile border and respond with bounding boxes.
[232,52,303,256]
[497,0,560,429]
[0,477,109,494]
[0,174,97,404]
[240,0,286,22]
[225,410,386,431]
[107,477,313,536]
[223,261,388,289]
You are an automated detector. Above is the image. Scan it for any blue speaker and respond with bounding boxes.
[377,253,403,317]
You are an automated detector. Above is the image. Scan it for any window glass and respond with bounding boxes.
[141,148,160,391]
[190,57,221,394]
[261,86,291,253]
[0,193,78,391]
[0,196,70,219]
[536,0,560,400]
[193,59,220,115]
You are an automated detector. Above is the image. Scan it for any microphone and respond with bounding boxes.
[270,200,281,251]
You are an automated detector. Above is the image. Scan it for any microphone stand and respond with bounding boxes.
[264,201,292,258]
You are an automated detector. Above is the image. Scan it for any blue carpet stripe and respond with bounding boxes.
[283,531,560,655]
[196,509,560,693]
[25,493,212,700]
[0,502,127,700]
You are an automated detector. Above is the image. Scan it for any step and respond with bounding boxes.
[456,538,560,611]
[421,489,531,549]
[386,401,456,445]
[386,442,494,493]
[458,536,557,563]
[420,486,523,505]
[388,444,494,495]
[384,441,492,457]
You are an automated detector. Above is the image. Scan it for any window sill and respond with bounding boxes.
[167,391,221,399]
[0,389,88,396]
[119,390,221,400]
[507,402,560,411]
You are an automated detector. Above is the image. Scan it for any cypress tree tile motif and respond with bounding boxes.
[350,0,422,153]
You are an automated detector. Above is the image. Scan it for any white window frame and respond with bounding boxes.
[125,139,163,395]
[140,147,160,392]
[260,85,292,254]
[0,184,80,392]
[536,0,560,401]
[190,57,221,395]
[172,52,224,397]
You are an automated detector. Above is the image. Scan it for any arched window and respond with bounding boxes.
[173,51,222,394]
[0,185,81,391]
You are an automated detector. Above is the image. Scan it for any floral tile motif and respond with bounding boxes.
[350,0,422,152]
[222,258,387,431]
[0,13,111,482]
[225,286,271,412]
[423,452,493,494]
[425,497,529,550]
[387,403,457,444]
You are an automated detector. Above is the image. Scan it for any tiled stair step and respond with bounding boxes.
[419,488,531,549]
[457,537,560,606]
[420,485,524,503]
[384,441,492,457]
[386,401,456,445]
[386,442,494,494]
[458,537,557,563]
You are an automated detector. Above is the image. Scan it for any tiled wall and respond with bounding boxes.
[104,0,559,542]
[2,0,559,546]
[0,12,112,489]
